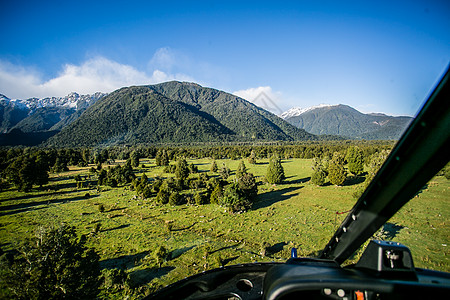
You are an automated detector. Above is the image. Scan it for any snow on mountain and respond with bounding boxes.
[280,104,335,119]
[1,92,107,112]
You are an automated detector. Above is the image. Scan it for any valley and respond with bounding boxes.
[1,153,448,299]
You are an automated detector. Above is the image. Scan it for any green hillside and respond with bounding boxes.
[285,104,412,140]
[46,83,315,147]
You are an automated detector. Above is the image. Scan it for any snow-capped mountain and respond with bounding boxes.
[0,92,107,134]
[280,104,335,119]
[2,92,107,112]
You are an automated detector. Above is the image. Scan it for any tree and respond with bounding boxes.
[235,160,247,180]
[175,157,189,184]
[328,152,346,186]
[353,149,389,199]
[155,149,169,166]
[153,245,167,268]
[129,151,140,168]
[248,150,257,164]
[311,169,327,186]
[266,155,285,184]
[0,225,101,299]
[168,191,182,206]
[210,184,223,204]
[221,183,251,213]
[311,157,327,186]
[219,163,230,180]
[210,160,218,172]
[237,172,258,201]
[346,146,364,175]
[4,155,49,192]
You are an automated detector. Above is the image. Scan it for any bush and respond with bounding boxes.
[194,192,208,205]
[210,184,223,204]
[266,155,285,184]
[210,160,218,172]
[328,152,346,186]
[237,172,257,201]
[154,245,167,267]
[156,187,169,204]
[311,169,327,186]
[346,146,364,175]
[0,225,101,299]
[221,183,251,213]
[168,192,182,206]
[101,268,131,292]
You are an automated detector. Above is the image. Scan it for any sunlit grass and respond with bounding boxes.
[0,158,448,298]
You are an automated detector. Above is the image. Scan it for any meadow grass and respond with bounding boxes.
[0,158,448,298]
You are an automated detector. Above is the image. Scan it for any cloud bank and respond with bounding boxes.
[233,86,284,115]
[0,51,194,99]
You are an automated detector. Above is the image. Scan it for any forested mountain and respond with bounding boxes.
[282,104,412,140]
[45,82,315,147]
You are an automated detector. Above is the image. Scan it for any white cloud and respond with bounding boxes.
[233,86,284,115]
[0,54,194,99]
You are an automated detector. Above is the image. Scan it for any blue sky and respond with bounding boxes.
[1,0,449,116]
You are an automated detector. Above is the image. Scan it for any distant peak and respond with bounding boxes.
[280,104,335,119]
[0,94,10,101]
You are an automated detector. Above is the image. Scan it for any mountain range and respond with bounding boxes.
[0,82,413,146]
[281,104,412,140]
[0,92,106,133]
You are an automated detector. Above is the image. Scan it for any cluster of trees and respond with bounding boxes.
[132,156,259,213]
[97,162,135,187]
[311,146,366,186]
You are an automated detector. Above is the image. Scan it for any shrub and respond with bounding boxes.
[210,184,223,204]
[266,155,285,184]
[154,245,168,267]
[346,146,364,175]
[210,160,218,172]
[168,192,182,206]
[311,169,327,186]
[156,187,169,204]
[0,225,101,299]
[237,172,257,201]
[328,152,346,186]
[194,192,208,205]
[221,183,251,213]
[101,268,131,292]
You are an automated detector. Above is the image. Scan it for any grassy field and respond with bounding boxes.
[1,158,448,298]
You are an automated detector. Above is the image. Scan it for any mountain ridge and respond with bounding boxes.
[44,82,316,147]
[282,104,412,140]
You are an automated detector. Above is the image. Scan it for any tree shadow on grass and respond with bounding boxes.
[382,222,404,239]
[253,186,302,210]
[169,245,196,260]
[107,207,128,213]
[1,189,80,203]
[284,176,311,184]
[209,243,240,255]
[171,222,197,232]
[101,224,131,233]
[100,251,150,270]
[0,194,99,216]
[267,242,287,256]
[130,266,175,286]
[344,175,366,186]
[223,256,239,266]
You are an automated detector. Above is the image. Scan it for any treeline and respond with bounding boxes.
[0,141,393,192]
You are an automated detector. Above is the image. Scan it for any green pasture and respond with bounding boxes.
[0,158,448,298]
